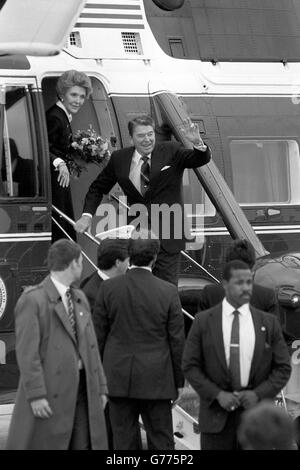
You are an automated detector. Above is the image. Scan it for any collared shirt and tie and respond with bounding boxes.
[222,298,255,388]
[50,276,83,369]
[129,149,151,195]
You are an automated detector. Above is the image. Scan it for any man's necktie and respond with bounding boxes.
[65,288,77,339]
[229,310,241,391]
[140,155,150,197]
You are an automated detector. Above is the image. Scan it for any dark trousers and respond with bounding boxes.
[109,397,174,450]
[51,168,77,243]
[68,370,91,450]
[104,403,114,450]
[201,409,243,450]
[152,247,181,286]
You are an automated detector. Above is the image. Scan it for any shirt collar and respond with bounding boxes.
[50,275,69,298]
[222,297,250,317]
[97,269,110,281]
[133,149,151,165]
[129,265,152,272]
[56,100,72,123]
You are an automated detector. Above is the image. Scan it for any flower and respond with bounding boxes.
[66,126,111,177]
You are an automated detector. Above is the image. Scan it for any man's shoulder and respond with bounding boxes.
[250,305,278,324]
[22,283,44,295]
[81,271,102,290]
[111,146,135,158]
[194,304,221,322]
[154,141,180,153]
[17,283,45,304]
[203,283,224,294]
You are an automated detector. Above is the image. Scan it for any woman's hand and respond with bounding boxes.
[57,162,70,188]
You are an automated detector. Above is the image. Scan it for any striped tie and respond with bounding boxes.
[140,155,150,196]
[65,288,77,339]
[229,310,241,391]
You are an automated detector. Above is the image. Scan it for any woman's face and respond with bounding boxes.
[62,85,86,114]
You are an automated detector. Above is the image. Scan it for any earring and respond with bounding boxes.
[61,98,64,102]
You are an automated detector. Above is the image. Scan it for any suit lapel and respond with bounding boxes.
[249,307,266,383]
[72,289,90,341]
[54,302,77,343]
[208,306,228,375]
[149,144,165,180]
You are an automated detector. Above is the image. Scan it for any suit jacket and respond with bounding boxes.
[6,276,108,450]
[83,141,211,252]
[182,304,291,433]
[93,268,185,400]
[46,104,75,239]
[46,104,72,166]
[81,271,104,313]
[199,283,278,316]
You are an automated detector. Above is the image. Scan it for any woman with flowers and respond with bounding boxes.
[46,69,93,242]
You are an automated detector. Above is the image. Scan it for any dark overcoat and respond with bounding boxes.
[6,276,108,450]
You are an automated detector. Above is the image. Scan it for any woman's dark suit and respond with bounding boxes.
[46,104,76,242]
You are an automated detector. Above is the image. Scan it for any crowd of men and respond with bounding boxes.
[6,235,294,450]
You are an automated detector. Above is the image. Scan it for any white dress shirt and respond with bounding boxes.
[129,265,152,272]
[129,149,151,193]
[51,276,69,312]
[97,269,110,280]
[222,298,255,387]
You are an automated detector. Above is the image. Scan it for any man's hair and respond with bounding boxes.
[128,233,160,266]
[97,238,129,270]
[225,239,256,269]
[128,114,155,137]
[238,400,295,450]
[47,239,81,272]
[223,259,250,281]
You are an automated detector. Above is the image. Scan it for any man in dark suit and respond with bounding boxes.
[80,237,129,450]
[199,239,295,344]
[75,114,211,285]
[80,237,129,313]
[199,239,278,315]
[182,259,291,450]
[93,234,185,450]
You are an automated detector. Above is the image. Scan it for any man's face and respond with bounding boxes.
[223,268,253,308]
[131,125,156,156]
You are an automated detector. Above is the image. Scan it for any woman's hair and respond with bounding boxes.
[56,70,93,99]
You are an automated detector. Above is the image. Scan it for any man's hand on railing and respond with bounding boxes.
[74,214,92,233]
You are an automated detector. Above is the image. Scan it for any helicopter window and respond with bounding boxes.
[0,86,38,198]
[229,139,300,205]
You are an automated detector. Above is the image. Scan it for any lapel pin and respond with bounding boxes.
[261,326,266,331]
[79,312,83,316]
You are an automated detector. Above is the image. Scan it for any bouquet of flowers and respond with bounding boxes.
[66,126,110,177]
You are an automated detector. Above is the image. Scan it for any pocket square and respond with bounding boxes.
[161,165,171,171]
